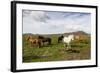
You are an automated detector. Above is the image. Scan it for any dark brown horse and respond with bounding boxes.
[26,36,42,48]
[38,36,51,45]
[58,35,64,43]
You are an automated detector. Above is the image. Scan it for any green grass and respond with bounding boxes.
[23,35,91,63]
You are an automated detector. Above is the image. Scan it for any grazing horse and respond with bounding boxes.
[38,36,51,45]
[63,34,74,49]
[58,35,64,43]
[26,36,42,48]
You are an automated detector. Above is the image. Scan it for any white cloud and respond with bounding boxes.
[23,10,91,34]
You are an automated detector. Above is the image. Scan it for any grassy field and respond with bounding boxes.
[22,34,91,63]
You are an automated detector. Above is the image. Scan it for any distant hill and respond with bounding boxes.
[63,31,89,36]
[23,33,63,37]
[23,31,90,37]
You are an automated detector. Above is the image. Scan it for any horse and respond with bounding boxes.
[75,35,88,43]
[26,36,42,48]
[38,36,51,45]
[63,34,74,49]
[58,35,64,43]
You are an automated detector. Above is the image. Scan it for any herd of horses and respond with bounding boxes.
[26,34,75,48]
[26,35,51,48]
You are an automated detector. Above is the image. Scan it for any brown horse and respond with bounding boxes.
[26,36,42,48]
[38,36,51,46]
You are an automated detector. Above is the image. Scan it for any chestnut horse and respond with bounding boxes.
[26,36,42,48]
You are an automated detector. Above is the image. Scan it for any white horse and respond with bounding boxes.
[63,34,74,49]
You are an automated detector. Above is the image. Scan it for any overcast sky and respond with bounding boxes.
[23,10,91,34]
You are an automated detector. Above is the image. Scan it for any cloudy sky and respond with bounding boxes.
[23,10,91,34]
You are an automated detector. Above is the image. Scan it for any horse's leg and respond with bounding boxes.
[68,43,69,49]
[40,40,43,46]
[64,43,67,49]
[64,43,68,51]
[38,42,40,48]
[67,43,70,50]
[66,43,68,49]
[69,43,71,49]
[31,41,34,47]
[67,44,69,49]
[49,39,51,45]
[41,41,43,47]
[37,42,39,48]
[39,41,42,48]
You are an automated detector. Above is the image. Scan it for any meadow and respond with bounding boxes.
[22,34,91,63]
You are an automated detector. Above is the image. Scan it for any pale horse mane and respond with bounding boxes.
[63,34,74,49]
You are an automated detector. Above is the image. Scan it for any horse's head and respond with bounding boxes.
[26,36,32,41]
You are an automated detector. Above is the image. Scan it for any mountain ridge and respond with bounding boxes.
[23,31,90,37]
